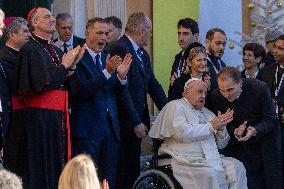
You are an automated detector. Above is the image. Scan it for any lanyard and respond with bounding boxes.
[274,66,284,98]
[209,58,219,74]
[0,63,6,78]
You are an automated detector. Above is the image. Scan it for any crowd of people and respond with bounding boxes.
[0,5,283,189]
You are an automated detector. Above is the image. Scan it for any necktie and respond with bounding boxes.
[136,48,144,68]
[63,43,68,53]
[95,54,103,71]
[211,58,221,71]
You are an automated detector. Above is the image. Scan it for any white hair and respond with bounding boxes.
[183,78,202,91]
[0,8,5,36]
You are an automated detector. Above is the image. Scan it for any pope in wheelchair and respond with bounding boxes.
[147,79,247,189]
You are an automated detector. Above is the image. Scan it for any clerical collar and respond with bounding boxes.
[32,34,52,45]
[126,34,140,52]
[86,45,101,59]
[5,44,19,52]
[58,34,73,47]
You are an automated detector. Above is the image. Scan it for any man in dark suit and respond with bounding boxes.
[70,17,132,189]
[53,12,85,53]
[205,28,227,91]
[209,67,281,189]
[108,12,168,189]
[257,34,284,188]
[169,18,199,92]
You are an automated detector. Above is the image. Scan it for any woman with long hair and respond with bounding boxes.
[58,154,106,189]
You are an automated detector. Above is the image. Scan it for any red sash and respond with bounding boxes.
[25,90,71,161]
[11,96,25,110]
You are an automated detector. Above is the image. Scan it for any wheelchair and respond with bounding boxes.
[132,139,183,189]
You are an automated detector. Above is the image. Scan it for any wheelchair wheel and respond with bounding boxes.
[132,169,175,189]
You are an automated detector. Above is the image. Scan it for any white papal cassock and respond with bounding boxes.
[149,98,247,189]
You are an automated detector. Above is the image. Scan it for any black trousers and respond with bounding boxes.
[117,130,142,189]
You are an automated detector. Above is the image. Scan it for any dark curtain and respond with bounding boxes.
[2,0,52,18]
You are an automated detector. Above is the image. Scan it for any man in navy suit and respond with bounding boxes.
[70,17,132,189]
[205,28,227,91]
[53,13,85,53]
[108,12,168,189]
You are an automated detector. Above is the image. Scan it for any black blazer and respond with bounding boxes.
[257,64,284,116]
[170,51,183,77]
[53,35,85,50]
[73,35,85,48]
[108,35,168,130]
[207,56,226,90]
[0,62,9,149]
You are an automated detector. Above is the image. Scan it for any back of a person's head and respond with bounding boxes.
[58,154,101,189]
[0,169,22,189]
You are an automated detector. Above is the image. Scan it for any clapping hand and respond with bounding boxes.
[61,45,82,69]
[210,108,234,131]
[101,179,109,189]
[170,73,178,86]
[237,125,256,142]
[234,121,256,141]
[70,44,86,69]
[234,121,247,139]
[105,54,122,74]
[117,53,132,80]
[203,74,211,88]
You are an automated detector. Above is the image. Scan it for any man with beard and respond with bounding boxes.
[209,67,281,189]
[53,13,85,53]
[169,18,199,90]
[206,28,227,91]
[257,34,284,188]
[16,7,84,189]
[0,17,31,178]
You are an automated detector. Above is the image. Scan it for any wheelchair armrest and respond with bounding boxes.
[156,154,172,159]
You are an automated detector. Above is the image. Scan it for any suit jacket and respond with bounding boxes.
[53,35,85,52]
[70,51,125,140]
[257,64,284,117]
[0,61,10,149]
[241,69,260,79]
[72,35,85,48]
[207,56,226,91]
[108,35,168,130]
[170,51,184,77]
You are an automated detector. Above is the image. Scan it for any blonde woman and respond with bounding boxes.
[168,42,210,100]
[58,154,108,189]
